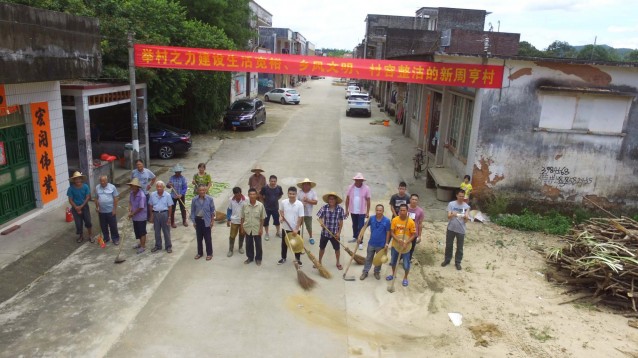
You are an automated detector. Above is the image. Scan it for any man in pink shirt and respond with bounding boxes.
[344,173,371,243]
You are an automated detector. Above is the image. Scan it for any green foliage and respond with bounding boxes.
[321,48,352,58]
[545,40,576,58]
[494,210,571,235]
[633,214,638,222]
[7,0,93,16]
[180,0,254,48]
[576,44,620,61]
[518,41,544,57]
[572,207,594,224]
[625,50,638,62]
[482,192,509,218]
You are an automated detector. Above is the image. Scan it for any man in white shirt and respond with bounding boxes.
[278,186,304,266]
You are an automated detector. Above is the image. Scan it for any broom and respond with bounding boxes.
[317,219,366,265]
[284,230,316,290]
[298,220,331,279]
[114,218,129,264]
[343,222,368,281]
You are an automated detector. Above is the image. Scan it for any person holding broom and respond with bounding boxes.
[127,178,147,254]
[316,192,346,270]
[167,164,188,228]
[345,173,371,243]
[278,186,304,266]
[386,204,416,287]
[358,204,391,280]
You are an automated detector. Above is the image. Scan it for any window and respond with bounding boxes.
[538,92,630,134]
[448,95,474,160]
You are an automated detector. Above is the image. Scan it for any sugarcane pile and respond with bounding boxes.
[546,217,638,311]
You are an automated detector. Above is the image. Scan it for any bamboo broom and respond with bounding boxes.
[317,219,366,265]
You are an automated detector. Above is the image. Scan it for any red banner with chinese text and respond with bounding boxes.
[134,44,504,89]
[30,102,57,204]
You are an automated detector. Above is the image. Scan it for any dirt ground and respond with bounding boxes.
[401,220,638,357]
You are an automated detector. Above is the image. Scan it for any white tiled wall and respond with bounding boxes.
[4,81,69,209]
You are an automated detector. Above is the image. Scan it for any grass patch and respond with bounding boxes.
[526,326,554,342]
[494,210,570,235]
[482,192,509,217]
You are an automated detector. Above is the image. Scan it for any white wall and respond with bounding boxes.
[4,81,69,209]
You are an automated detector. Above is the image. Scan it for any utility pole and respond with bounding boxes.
[590,36,597,60]
[127,32,139,170]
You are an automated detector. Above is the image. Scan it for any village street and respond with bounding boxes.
[0,78,636,357]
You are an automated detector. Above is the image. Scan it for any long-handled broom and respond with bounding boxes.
[343,222,368,281]
[284,231,316,290]
[298,220,331,279]
[317,219,366,265]
[114,219,129,264]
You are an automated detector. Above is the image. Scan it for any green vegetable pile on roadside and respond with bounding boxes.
[493,209,571,235]
[184,182,230,202]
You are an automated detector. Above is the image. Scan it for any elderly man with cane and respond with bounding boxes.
[149,181,174,254]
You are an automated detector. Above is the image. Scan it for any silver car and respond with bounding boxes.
[264,88,301,105]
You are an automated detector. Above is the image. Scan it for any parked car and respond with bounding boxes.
[101,122,192,160]
[345,85,361,99]
[223,98,266,131]
[346,93,372,117]
[264,88,301,104]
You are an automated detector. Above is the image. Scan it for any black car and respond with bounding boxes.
[101,122,192,159]
[223,98,266,130]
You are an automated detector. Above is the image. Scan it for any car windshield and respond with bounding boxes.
[230,101,254,111]
[286,90,298,94]
[350,95,369,100]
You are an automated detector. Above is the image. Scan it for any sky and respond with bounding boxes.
[255,0,638,51]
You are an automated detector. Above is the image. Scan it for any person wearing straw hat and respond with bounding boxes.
[248,165,266,201]
[190,184,216,261]
[167,163,188,228]
[149,181,174,253]
[345,173,371,243]
[127,178,148,254]
[94,175,120,245]
[386,204,417,287]
[131,159,156,221]
[297,178,318,245]
[316,192,347,270]
[358,204,391,280]
[67,171,93,243]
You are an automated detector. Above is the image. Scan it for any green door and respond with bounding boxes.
[0,123,36,224]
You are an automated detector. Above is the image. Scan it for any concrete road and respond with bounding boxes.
[0,78,437,357]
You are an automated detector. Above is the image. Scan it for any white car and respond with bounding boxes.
[264,88,301,105]
[345,85,361,99]
[346,93,371,117]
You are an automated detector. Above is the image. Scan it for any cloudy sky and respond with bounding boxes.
[255,0,638,51]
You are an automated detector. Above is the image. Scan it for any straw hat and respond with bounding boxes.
[127,177,142,188]
[251,165,264,173]
[297,178,316,188]
[171,163,184,173]
[372,247,389,266]
[352,172,366,181]
[286,232,305,254]
[69,171,85,180]
[322,192,343,204]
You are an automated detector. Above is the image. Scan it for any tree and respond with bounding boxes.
[179,0,254,49]
[624,50,638,62]
[576,44,620,62]
[545,41,576,58]
[321,48,352,58]
[517,41,544,57]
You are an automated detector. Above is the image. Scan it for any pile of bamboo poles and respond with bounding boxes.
[546,217,638,311]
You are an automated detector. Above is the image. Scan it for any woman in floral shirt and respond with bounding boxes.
[192,162,212,194]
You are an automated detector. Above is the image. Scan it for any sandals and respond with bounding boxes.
[76,235,84,243]
[336,264,343,270]
[194,255,203,260]
[402,279,409,287]
[386,275,394,281]
[206,256,212,261]
[88,236,95,243]
[309,238,315,245]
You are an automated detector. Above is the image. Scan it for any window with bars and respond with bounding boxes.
[448,95,474,160]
